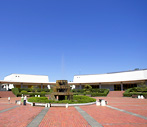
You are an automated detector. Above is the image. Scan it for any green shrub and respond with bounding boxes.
[19,88,31,92]
[43,89,50,92]
[12,88,19,96]
[123,87,147,97]
[28,97,49,103]
[21,90,28,95]
[17,93,22,97]
[72,89,76,92]
[91,89,109,97]
[28,95,96,104]
[29,92,46,97]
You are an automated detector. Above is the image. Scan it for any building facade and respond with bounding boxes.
[73,69,147,91]
[3,74,50,90]
[1,69,147,91]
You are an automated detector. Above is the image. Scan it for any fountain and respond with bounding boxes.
[52,80,73,100]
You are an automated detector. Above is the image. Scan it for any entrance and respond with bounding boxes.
[114,85,121,91]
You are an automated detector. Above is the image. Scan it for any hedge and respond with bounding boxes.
[28,95,96,104]
[21,90,28,95]
[72,88,109,97]
[12,88,19,96]
[16,92,46,97]
[91,89,109,97]
[123,87,147,97]
[18,88,50,92]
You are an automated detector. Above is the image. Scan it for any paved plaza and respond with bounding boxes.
[0,97,147,127]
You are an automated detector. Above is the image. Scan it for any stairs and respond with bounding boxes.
[107,91,124,97]
[0,91,16,98]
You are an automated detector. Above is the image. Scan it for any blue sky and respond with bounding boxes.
[0,0,147,82]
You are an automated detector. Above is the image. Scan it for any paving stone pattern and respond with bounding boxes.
[0,97,147,127]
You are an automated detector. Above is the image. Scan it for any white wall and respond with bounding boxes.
[73,70,147,83]
[4,74,49,83]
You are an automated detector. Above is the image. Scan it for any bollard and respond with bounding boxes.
[140,95,144,99]
[35,95,37,97]
[38,95,40,97]
[96,101,100,106]
[45,103,48,107]
[138,95,141,99]
[66,103,68,108]
[48,103,50,107]
[17,101,21,105]
[101,100,106,106]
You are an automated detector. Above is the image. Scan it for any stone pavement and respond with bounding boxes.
[0,97,147,127]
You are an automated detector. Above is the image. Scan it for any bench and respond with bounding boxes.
[144,95,147,99]
[132,95,138,98]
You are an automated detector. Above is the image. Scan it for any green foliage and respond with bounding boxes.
[18,88,31,92]
[44,89,50,92]
[31,86,39,92]
[16,93,22,97]
[28,95,96,104]
[84,84,92,92]
[91,89,109,97]
[72,89,84,93]
[123,87,147,97]
[72,88,109,97]
[21,90,28,95]
[28,97,49,103]
[12,88,19,95]
[29,92,46,97]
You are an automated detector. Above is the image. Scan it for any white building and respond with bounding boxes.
[1,69,147,91]
[3,74,50,90]
[73,69,147,91]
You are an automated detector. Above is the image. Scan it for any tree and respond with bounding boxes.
[84,84,92,92]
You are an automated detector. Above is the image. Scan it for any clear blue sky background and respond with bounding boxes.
[0,0,147,82]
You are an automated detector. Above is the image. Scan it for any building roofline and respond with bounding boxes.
[74,69,147,76]
[5,73,49,77]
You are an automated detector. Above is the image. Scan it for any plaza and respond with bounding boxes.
[0,96,147,127]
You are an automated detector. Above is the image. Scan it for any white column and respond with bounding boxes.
[121,83,123,91]
[79,84,82,89]
[21,83,23,88]
[41,84,43,89]
[99,84,101,89]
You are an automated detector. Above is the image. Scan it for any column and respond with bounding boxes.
[7,84,9,91]
[79,84,82,89]
[121,83,123,91]
[99,84,101,89]
[41,84,43,89]
[21,83,23,88]
[145,81,147,86]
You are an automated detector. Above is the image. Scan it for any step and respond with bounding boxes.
[0,91,16,98]
[107,91,124,97]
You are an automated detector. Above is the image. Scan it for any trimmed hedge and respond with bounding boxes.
[12,88,19,96]
[28,95,96,104]
[18,88,50,92]
[91,89,109,97]
[21,90,28,95]
[28,97,49,103]
[18,88,31,92]
[123,87,147,97]
[16,92,46,97]
[72,88,109,97]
